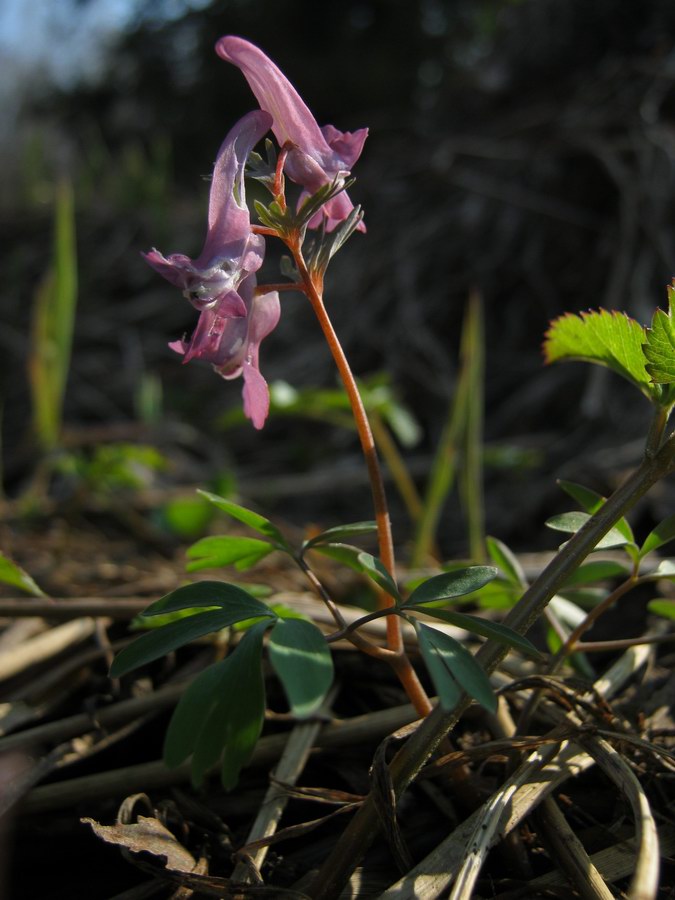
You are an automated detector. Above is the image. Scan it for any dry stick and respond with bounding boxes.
[21,701,422,814]
[0,617,99,682]
[289,237,432,718]
[230,686,339,887]
[534,798,615,900]
[309,431,675,900]
[378,640,654,899]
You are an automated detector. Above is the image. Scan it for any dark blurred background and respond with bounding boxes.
[4,0,675,553]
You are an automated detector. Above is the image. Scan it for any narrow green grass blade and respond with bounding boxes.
[28,179,78,451]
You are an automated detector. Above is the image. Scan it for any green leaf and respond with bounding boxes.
[640,514,675,557]
[110,608,260,678]
[486,537,527,588]
[197,491,289,548]
[404,567,498,607]
[141,581,275,618]
[170,621,269,788]
[653,559,675,579]
[302,521,377,552]
[416,622,496,712]
[545,512,632,550]
[0,553,46,597]
[562,559,631,587]
[407,607,541,659]
[644,282,675,384]
[268,619,333,718]
[544,309,655,400]
[186,535,274,572]
[647,599,675,620]
[163,659,229,769]
[312,544,401,601]
[356,552,401,601]
[557,480,635,543]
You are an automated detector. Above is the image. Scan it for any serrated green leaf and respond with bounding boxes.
[640,514,675,558]
[302,521,377,551]
[141,581,274,618]
[644,283,675,384]
[110,607,263,678]
[182,621,269,788]
[557,480,635,543]
[186,535,274,572]
[416,622,496,712]
[268,619,333,718]
[0,553,46,597]
[197,491,289,548]
[404,567,498,607]
[544,309,655,399]
[562,559,631,587]
[545,512,631,550]
[647,599,675,620]
[408,607,541,659]
[486,537,527,588]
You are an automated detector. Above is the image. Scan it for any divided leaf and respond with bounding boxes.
[0,553,46,597]
[557,480,634,543]
[486,536,527,588]
[639,514,675,558]
[110,583,275,677]
[407,607,541,659]
[165,621,269,788]
[312,544,401,601]
[186,535,274,572]
[544,309,655,400]
[197,491,289,548]
[416,622,496,712]
[302,521,377,552]
[545,512,633,551]
[268,618,333,718]
[403,567,498,607]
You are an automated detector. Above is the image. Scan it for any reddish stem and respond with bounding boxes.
[288,236,432,717]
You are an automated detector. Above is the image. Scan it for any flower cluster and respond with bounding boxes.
[144,36,367,428]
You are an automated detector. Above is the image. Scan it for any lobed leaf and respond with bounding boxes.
[197,491,289,547]
[545,512,632,550]
[141,581,274,618]
[268,618,333,718]
[0,553,46,597]
[557,480,635,543]
[186,535,274,572]
[544,309,655,399]
[404,567,498,607]
[647,599,675,620]
[174,621,269,788]
[416,622,497,712]
[639,514,675,558]
[110,607,267,678]
[302,521,377,552]
[486,536,527,588]
[407,606,541,659]
[562,559,631,587]
[313,544,401,601]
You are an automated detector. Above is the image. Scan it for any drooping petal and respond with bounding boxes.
[199,109,272,265]
[216,36,367,231]
[231,290,281,430]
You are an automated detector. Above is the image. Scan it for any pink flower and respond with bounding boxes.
[144,109,281,429]
[216,36,368,231]
[169,278,281,430]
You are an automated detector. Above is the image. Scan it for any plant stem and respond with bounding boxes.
[309,431,675,899]
[288,237,432,717]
